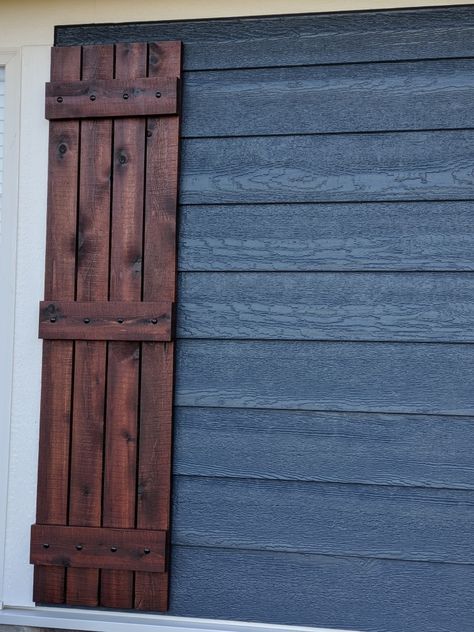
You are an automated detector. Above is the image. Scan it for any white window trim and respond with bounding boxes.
[0,46,21,612]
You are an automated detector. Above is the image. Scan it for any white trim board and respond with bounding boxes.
[1,44,50,610]
[0,46,21,611]
[0,606,359,632]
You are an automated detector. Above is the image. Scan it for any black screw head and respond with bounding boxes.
[49,317,57,323]
[89,94,96,101]
[119,155,127,165]
[146,130,152,138]
[58,143,67,155]
[83,318,90,324]
[117,318,124,324]
[151,318,158,324]
[110,546,118,553]
[123,93,129,100]
[144,548,151,555]
[75,544,83,551]
[43,543,50,549]
[155,91,161,98]
[56,96,63,103]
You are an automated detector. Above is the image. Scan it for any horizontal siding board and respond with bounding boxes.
[180,131,474,204]
[177,271,474,342]
[56,7,474,69]
[173,407,474,490]
[178,201,474,271]
[182,59,474,136]
[172,476,474,563]
[175,340,474,415]
[168,546,474,632]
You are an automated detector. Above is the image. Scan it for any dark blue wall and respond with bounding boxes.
[57,8,474,631]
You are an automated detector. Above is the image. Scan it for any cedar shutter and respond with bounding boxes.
[30,41,181,611]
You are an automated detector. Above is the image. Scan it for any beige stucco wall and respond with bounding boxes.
[1,0,474,48]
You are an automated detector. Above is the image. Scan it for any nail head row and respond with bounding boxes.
[42,543,152,554]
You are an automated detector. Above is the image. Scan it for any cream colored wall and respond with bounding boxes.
[1,0,474,47]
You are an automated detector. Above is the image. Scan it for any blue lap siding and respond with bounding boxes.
[58,7,474,631]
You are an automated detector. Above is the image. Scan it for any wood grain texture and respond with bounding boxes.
[173,407,474,490]
[34,44,81,606]
[175,340,474,415]
[101,41,147,609]
[35,40,180,612]
[172,476,474,564]
[134,40,181,612]
[167,546,474,632]
[66,44,114,607]
[180,130,474,204]
[177,272,474,342]
[56,6,474,69]
[31,525,166,572]
[182,59,474,137]
[67,341,106,606]
[39,300,173,341]
[46,76,178,120]
[178,201,474,272]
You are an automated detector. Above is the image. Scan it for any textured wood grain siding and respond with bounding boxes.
[177,272,474,342]
[180,132,474,204]
[56,7,474,68]
[178,201,474,271]
[168,547,474,632]
[172,477,474,563]
[173,407,474,490]
[181,59,474,136]
[57,7,474,632]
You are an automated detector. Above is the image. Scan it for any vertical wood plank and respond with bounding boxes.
[66,44,114,607]
[100,42,147,609]
[34,45,81,606]
[135,41,182,612]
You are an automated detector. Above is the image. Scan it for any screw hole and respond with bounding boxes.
[146,130,152,138]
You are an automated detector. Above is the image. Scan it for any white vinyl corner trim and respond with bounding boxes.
[0,606,360,632]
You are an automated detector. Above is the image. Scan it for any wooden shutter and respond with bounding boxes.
[30,41,181,611]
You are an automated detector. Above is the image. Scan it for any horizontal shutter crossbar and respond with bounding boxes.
[39,301,174,341]
[30,525,167,572]
[45,76,179,119]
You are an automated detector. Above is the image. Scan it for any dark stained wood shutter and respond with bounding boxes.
[30,41,181,612]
